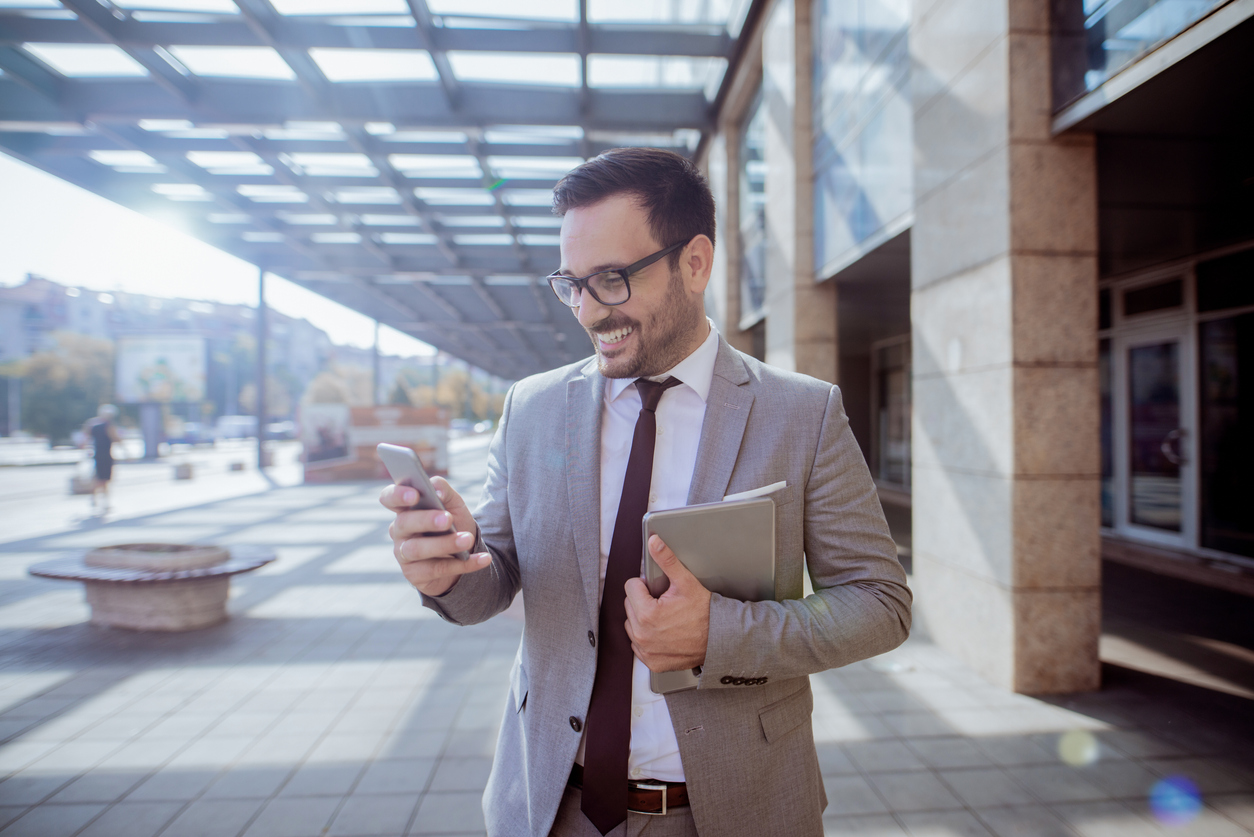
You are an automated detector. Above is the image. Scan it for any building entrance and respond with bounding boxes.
[1101,254,1254,567]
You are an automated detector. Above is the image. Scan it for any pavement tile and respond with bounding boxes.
[427,758,492,794]
[940,768,1037,808]
[354,759,436,795]
[157,798,266,837]
[1208,793,1254,831]
[45,770,144,803]
[846,741,929,773]
[203,767,292,800]
[242,796,341,837]
[822,775,891,816]
[278,763,363,797]
[907,737,995,770]
[0,809,23,831]
[328,793,419,836]
[822,813,910,835]
[897,810,996,836]
[377,732,448,761]
[1005,765,1112,804]
[0,773,70,805]
[1159,809,1253,837]
[1050,800,1162,837]
[77,801,182,837]
[410,791,486,835]
[1141,757,1254,794]
[865,771,966,812]
[975,805,1079,837]
[817,743,859,776]
[127,768,219,801]
[0,802,107,837]
[976,736,1060,768]
[881,712,960,738]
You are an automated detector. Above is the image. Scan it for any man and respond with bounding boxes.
[381,148,911,837]
[82,404,121,515]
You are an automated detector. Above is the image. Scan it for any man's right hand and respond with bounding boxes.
[380,477,491,597]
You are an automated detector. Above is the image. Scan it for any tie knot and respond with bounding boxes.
[635,376,681,413]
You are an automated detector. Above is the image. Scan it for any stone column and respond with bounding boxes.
[910,0,1101,692]
[762,0,837,382]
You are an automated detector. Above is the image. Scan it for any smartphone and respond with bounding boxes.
[376,443,470,561]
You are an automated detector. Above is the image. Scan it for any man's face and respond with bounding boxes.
[558,193,708,379]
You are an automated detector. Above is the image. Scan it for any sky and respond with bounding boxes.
[0,151,435,357]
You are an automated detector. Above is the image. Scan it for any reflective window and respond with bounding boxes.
[1052,0,1228,107]
[811,0,912,279]
[737,85,767,329]
[1199,313,1254,557]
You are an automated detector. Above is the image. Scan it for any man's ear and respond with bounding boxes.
[683,234,715,295]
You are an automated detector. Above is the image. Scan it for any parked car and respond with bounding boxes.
[216,415,258,440]
[169,421,216,446]
[265,420,296,440]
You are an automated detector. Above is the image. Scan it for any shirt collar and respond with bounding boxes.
[607,318,720,404]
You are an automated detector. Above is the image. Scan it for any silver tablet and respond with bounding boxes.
[642,496,776,694]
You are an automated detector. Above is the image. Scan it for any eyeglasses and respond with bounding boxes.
[546,240,688,308]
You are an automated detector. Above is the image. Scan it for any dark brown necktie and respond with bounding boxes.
[581,376,681,834]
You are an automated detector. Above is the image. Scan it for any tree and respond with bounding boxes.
[11,332,115,443]
[301,364,373,406]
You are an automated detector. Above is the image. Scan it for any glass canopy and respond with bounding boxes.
[0,0,756,380]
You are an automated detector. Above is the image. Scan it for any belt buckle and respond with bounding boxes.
[628,782,667,816]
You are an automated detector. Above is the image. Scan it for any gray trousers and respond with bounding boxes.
[548,785,699,837]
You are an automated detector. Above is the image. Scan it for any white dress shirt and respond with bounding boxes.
[575,320,720,783]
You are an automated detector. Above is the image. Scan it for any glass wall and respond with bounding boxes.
[738,85,768,328]
[873,338,911,487]
[812,0,912,279]
[1199,311,1254,558]
[1052,0,1230,108]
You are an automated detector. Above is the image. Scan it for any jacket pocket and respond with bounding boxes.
[758,684,813,744]
[511,661,529,713]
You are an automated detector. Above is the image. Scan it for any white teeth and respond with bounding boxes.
[598,326,633,345]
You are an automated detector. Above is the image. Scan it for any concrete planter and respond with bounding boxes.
[29,544,274,633]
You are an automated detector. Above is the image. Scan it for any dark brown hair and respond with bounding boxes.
[552,147,717,261]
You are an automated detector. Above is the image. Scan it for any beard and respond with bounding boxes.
[586,265,705,379]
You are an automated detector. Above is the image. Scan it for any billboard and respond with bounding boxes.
[115,335,206,403]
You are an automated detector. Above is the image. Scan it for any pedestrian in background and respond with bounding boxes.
[82,404,120,515]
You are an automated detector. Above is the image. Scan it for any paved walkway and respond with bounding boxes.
[0,437,1250,837]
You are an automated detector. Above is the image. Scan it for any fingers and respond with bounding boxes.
[394,528,475,563]
[398,552,491,593]
[647,535,697,586]
[379,483,419,511]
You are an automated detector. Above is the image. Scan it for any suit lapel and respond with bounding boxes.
[686,339,754,506]
[567,360,605,622]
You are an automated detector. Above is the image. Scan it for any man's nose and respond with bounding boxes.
[575,289,608,328]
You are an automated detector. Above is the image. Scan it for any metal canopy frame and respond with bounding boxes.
[0,0,754,381]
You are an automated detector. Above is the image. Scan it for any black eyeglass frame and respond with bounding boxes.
[546,239,689,308]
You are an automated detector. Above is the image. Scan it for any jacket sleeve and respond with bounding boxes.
[698,385,912,688]
[418,384,521,626]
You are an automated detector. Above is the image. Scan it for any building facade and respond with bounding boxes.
[701,0,1253,692]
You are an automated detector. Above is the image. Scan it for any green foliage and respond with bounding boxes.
[15,332,116,443]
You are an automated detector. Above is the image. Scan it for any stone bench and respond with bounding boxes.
[28,543,275,631]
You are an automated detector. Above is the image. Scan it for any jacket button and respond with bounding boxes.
[569,716,583,732]
[588,631,595,648]
[720,676,733,685]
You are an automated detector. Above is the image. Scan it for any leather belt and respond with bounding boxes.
[568,764,689,815]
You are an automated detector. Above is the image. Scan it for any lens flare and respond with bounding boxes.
[1058,730,1100,766]
[1150,776,1202,826]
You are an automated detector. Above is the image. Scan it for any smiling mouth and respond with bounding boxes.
[596,326,634,347]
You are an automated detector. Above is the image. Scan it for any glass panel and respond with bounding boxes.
[1199,314,1254,557]
[1123,278,1183,316]
[1052,0,1228,108]
[875,341,911,486]
[737,86,767,328]
[1128,341,1182,531]
[1197,249,1254,313]
[1100,339,1113,527]
[1099,288,1111,330]
[811,0,911,278]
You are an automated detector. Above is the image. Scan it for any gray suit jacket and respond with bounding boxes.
[422,337,911,836]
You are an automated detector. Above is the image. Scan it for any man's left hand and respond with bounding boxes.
[624,534,711,672]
